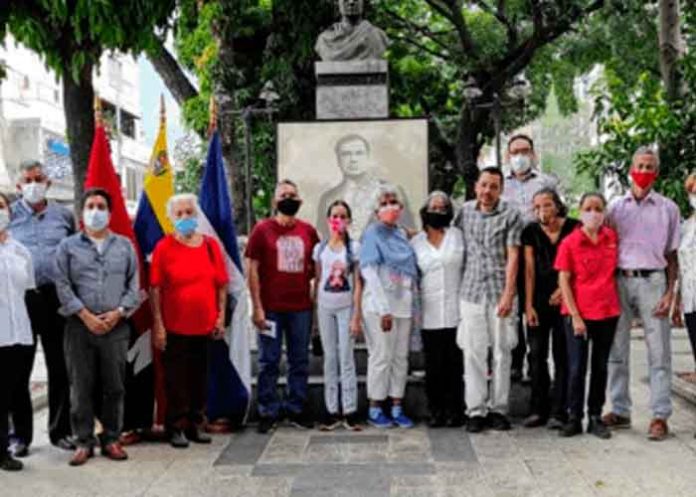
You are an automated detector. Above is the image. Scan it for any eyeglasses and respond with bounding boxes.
[379,199,400,207]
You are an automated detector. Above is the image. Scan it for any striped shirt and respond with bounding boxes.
[456,200,524,304]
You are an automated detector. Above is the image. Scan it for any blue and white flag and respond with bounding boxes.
[199,129,252,424]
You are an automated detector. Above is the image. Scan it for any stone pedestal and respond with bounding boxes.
[315,60,389,120]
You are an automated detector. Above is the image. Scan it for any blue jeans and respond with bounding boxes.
[257,310,312,418]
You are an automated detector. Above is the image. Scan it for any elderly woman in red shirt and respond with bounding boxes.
[151,193,228,449]
[555,192,620,440]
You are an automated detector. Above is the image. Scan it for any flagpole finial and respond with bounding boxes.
[160,94,166,125]
[94,94,103,126]
[208,95,218,137]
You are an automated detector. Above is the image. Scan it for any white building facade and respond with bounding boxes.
[0,35,150,212]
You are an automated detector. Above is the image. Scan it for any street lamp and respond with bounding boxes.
[463,74,532,168]
[235,81,279,234]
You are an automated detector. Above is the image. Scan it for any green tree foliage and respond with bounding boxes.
[2,0,175,202]
[575,2,695,213]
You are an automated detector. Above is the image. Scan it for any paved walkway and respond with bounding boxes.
[8,329,696,497]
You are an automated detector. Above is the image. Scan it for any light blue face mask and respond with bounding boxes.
[83,208,109,231]
[175,217,198,236]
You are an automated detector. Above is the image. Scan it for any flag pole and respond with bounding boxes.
[208,95,218,137]
[160,94,166,126]
[94,93,103,126]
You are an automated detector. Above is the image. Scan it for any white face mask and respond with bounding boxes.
[509,154,533,175]
[689,194,696,210]
[0,209,9,231]
[21,182,47,204]
[83,208,110,231]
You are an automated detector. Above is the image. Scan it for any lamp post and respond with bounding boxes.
[463,75,532,168]
[234,81,280,234]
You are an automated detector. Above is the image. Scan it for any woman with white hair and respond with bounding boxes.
[150,193,229,448]
[360,184,418,428]
[411,191,465,428]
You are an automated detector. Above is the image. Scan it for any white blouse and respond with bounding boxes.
[0,236,36,347]
[411,228,465,329]
[679,217,696,314]
[361,265,413,319]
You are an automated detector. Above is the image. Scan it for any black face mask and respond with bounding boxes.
[277,198,301,216]
[423,211,452,229]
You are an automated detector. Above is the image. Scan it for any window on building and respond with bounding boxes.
[120,109,137,139]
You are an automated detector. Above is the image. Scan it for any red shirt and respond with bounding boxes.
[554,226,621,321]
[245,218,319,313]
[150,235,229,335]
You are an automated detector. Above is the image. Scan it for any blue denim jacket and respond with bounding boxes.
[9,200,76,286]
[54,232,140,317]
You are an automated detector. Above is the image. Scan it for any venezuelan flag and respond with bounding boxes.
[132,95,174,427]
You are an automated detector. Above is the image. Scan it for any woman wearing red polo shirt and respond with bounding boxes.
[555,192,620,439]
[151,194,228,449]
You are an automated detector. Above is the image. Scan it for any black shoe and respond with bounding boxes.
[523,414,547,428]
[587,417,612,439]
[53,437,77,451]
[257,416,277,434]
[447,413,468,428]
[319,414,342,431]
[186,428,212,444]
[547,417,565,430]
[559,419,583,437]
[343,413,363,431]
[467,416,487,433]
[428,411,447,428]
[488,412,512,431]
[287,411,314,430]
[169,430,190,449]
[0,454,23,471]
[11,442,29,458]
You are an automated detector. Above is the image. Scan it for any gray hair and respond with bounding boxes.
[166,193,200,221]
[373,183,403,211]
[632,145,660,169]
[19,159,44,173]
[424,190,452,210]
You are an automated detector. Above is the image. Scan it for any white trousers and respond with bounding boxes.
[363,312,412,401]
[458,299,518,417]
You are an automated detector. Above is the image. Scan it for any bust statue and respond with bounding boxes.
[315,0,389,62]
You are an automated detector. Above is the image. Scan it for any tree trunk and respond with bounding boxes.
[147,41,199,106]
[455,105,486,199]
[63,61,95,212]
[212,9,248,234]
[659,0,684,101]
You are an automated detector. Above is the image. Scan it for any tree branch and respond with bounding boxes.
[425,0,478,58]
[382,7,453,54]
[146,38,199,106]
[395,35,452,61]
[472,0,517,49]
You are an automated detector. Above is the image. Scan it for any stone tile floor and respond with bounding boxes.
[7,328,696,497]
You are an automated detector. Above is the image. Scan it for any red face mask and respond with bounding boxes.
[630,170,658,190]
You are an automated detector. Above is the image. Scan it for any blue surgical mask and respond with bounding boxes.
[175,217,198,236]
[83,208,109,231]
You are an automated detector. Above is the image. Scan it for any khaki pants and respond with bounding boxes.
[458,299,518,418]
[363,313,411,401]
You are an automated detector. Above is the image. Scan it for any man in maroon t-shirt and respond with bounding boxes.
[246,180,319,433]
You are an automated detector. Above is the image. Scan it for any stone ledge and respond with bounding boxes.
[315,60,388,76]
[672,372,696,405]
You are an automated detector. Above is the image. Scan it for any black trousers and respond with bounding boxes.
[683,312,696,366]
[566,317,618,419]
[163,333,209,431]
[122,321,155,432]
[64,318,129,448]
[421,328,464,417]
[1,345,34,455]
[528,306,567,420]
[511,261,527,374]
[11,285,71,446]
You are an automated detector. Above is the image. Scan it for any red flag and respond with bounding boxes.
[84,124,149,326]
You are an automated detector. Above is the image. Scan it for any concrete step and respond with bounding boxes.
[246,373,531,423]
[250,343,425,377]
